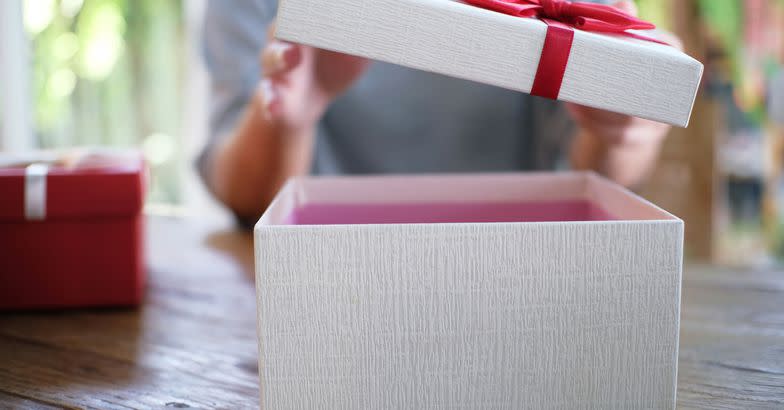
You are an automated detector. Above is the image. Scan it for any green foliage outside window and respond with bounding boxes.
[25,0,184,204]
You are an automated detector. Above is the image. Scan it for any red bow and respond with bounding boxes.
[464,0,666,99]
[464,0,656,33]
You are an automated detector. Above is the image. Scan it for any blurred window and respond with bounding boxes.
[15,0,186,204]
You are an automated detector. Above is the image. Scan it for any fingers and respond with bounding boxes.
[257,20,303,121]
[267,20,277,40]
[263,19,303,77]
[256,19,369,124]
[566,103,634,143]
[257,79,282,120]
[658,31,684,51]
[612,0,684,50]
[257,41,296,121]
[261,40,302,77]
[612,1,638,16]
[566,103,669,145]
[566,103,631,127]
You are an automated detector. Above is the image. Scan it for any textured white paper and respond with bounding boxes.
[276,0,703,127]
[255,173,684,409]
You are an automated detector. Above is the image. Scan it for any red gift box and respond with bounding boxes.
[0,149,147,309]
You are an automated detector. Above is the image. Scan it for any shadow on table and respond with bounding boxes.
[205,229,255,281]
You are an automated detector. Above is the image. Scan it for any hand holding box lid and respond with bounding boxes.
[275,0,703,126]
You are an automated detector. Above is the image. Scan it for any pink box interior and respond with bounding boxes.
[260,172,677,226]
[285,201,614,225]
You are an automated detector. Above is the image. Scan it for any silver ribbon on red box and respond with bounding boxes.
[24,163,48,221]
[0,148,140,221]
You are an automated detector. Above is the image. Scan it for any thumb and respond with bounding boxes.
[612,1,638,17]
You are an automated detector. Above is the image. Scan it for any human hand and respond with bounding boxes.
[257,21,370,131]
[566,0,681,146]
[567,1,686,187]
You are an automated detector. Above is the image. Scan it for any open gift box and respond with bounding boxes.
[254,172,683,408]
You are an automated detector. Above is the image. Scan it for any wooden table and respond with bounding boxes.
[1,216,782,409]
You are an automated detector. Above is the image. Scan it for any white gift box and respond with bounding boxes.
[254,172,683,409]
[275,0,703,127]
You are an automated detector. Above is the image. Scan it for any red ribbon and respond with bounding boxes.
[464,0,665,99]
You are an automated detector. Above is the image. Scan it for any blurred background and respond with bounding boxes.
[1,0,783,266]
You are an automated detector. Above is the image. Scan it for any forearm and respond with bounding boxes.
[569,129,663,188]
[209,96,316,221]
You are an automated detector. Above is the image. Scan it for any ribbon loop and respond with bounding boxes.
[466,0,657,32]
[540,0,571,20]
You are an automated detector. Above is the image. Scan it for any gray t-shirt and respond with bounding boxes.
[199,0,580,185]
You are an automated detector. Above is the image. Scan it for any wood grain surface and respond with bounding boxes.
[0,216,782,409]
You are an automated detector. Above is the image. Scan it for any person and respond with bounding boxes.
[199,0,674,225]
